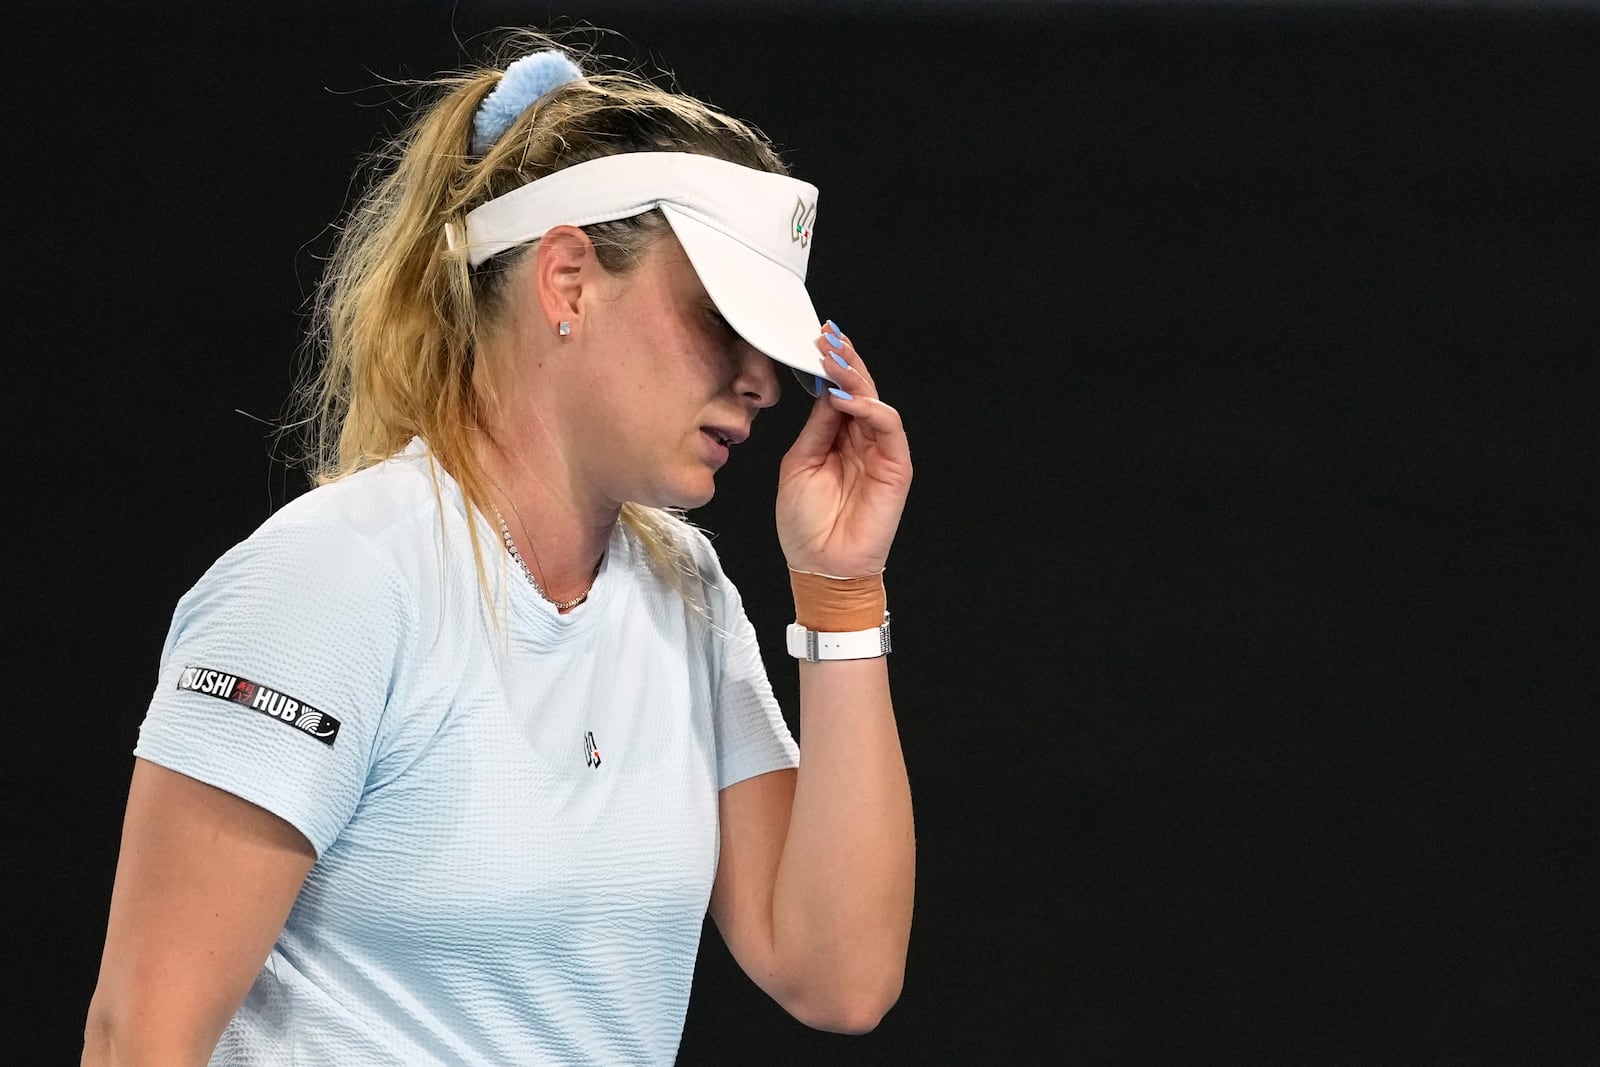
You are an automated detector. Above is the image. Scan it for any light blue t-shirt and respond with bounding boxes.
[135,442,800,1065]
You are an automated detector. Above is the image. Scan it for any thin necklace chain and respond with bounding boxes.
[490,481,597,612]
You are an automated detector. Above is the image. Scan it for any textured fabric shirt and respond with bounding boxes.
[135,441,800,1065]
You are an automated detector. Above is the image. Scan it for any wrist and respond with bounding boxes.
[788,567,886,631]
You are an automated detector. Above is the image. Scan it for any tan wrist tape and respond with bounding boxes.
[789,568,887,631]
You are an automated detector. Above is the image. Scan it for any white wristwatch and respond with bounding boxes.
[785,613,892,662]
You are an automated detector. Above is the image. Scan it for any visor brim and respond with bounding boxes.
[662,204,835,398]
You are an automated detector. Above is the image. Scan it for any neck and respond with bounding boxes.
[476,428,618,607]
[473,321,626,604]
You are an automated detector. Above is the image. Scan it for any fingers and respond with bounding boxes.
[823,386,910,456]
[816,320,878,397]
[811,320,910,460]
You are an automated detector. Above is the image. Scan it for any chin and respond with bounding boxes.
[638,476,717,512]
[675,483,717,510]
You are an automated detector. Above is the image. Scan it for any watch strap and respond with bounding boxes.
[785,613,892,661]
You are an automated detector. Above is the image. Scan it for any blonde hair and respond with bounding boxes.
[293,29,787,603]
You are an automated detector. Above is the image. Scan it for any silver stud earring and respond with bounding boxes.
[558,320,572,337]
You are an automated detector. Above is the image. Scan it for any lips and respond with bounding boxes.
[700,426,748,447]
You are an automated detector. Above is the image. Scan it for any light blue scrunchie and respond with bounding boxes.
[470,50,584,156]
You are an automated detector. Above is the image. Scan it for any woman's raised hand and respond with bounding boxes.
[776,322,912,578]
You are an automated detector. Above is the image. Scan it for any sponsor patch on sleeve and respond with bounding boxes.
[176,666,342,746]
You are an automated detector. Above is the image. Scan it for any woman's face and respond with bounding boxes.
[566,233,782,511]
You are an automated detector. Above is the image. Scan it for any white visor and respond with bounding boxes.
[450,152,831,395]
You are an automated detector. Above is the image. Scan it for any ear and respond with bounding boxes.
[532,225,595,337]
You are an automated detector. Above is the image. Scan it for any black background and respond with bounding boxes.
[10,1,1598,1063]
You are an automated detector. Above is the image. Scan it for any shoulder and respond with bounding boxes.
[252,445,466,579]
[606,511,753,633]
[610,507,721,587]
[677,519,728,581]
[173,451,451,639]
[267,447,443,549]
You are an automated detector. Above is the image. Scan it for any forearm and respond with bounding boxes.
[769,655,914,1028]
[754,316,915,1028]
[82,999,215,1067]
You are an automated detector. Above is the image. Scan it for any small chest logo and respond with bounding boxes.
[791,197,816,248]
[584,730,602,769]
[176,666,342,746]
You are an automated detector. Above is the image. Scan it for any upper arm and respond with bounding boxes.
[694,536,805,1001]
[707,767,796,1000]
[83,758,316,1065]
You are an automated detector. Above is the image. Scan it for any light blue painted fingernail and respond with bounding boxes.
[825,319,841,333]
[824,332,844,349]
[828,387,853,401]
[814,374,825,395]
[829,351,850,370]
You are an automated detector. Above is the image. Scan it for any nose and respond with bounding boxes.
[733,340,782,410]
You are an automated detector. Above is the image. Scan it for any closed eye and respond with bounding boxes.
[705,305,736,337]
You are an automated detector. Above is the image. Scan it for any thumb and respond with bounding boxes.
[782,390,845,470]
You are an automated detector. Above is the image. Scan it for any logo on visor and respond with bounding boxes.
[791,198,817,248]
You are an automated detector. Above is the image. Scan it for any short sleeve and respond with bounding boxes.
[135,515,414,856]
[701,548,800,790]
